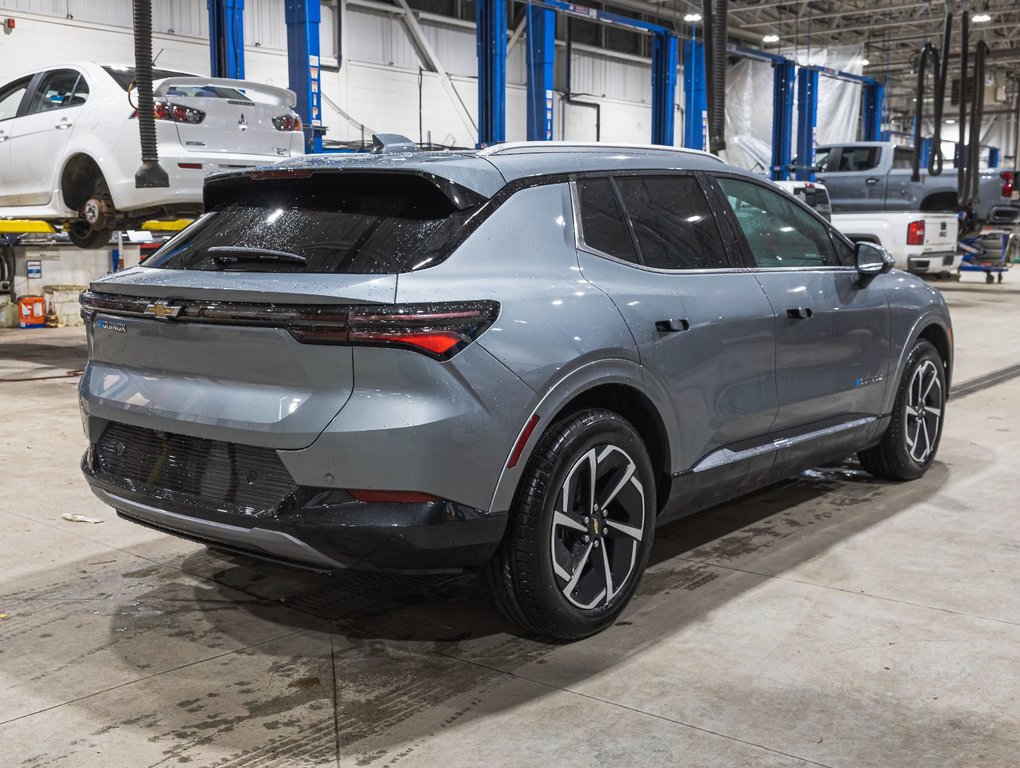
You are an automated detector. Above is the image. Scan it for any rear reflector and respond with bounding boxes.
[178,163,203,170]
[348,490,440,503]
[907,220,925,245]
[508,414,541,468]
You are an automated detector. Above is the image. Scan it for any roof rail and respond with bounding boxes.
[478,141,724,162]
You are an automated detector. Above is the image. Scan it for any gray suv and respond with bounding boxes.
[79,142,953,639]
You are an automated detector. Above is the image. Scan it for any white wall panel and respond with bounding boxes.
[345,9,420,70]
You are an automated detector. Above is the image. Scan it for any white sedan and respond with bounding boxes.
[0,62,305,247]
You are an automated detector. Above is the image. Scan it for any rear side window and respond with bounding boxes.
[614,175,728,270]
[577,178,638,263]
[892,147,914,169]
[27,69,88,113]
[717,177,839,268]
[145,174,478,274]
[835,146,881,172]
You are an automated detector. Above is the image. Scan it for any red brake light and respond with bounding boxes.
[272,114,303,132]
[347,329,464,356]
[153,101,205,124]
[907,220,925,245]
[153,102,169,120]
[1001,171,1014,198]
[348,490,440,503]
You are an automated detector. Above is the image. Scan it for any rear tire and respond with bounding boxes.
[483,409,656,640]
[67,179,115,250]
[859,340,945,481]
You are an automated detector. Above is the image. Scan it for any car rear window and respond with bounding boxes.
[144,173,478,274]
[103,66,193,90]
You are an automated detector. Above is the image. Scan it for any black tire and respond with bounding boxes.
[859,340,945,481]
[67,219,113,249]
[482,408,656,640]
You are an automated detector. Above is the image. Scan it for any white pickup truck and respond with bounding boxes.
[774,179,961,278]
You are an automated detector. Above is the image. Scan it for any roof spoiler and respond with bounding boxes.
[154,77,297,108]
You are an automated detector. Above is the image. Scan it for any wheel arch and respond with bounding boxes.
[917,322,953,395]
[59,153,108,212]
[487,359,678,516]
[919,191,958,212]
[883,311,954,413]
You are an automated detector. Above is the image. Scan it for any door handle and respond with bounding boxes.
[0,133,7,143]
[55,121,72,130]
[865,177,880,185]
[655,318,690,333]
[786,307,814,319]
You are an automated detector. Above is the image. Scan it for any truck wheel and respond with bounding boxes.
[859,340,945,481]
[482,409,656,640]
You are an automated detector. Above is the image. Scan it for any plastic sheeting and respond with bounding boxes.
[724,45,865,173]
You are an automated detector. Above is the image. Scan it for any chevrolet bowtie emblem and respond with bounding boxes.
[144,301,182,320]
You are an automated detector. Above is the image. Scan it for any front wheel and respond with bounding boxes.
[483,409,656,640]
[859,339,945,481]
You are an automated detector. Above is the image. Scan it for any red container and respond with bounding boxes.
[18,296,46,328]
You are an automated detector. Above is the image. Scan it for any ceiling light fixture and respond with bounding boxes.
[862,58,870,66]
[763,34,780,43]
[683,12,702,22]
[972,13,991,22]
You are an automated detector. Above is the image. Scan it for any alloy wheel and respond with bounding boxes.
[550,444,646,610]
[905,359,942,464]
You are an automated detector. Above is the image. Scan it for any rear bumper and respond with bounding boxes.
[907,252,960,274]
[83,455,506,573]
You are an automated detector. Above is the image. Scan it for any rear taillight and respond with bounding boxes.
[907,220,925,245]
[150,101,205,124]
[1002,171,1015,198]
[348,490,440,503]
[79,292,500,361]
[291,303,500,359]
[272,114,303,131]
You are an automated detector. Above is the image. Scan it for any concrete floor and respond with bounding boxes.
[1,274,1019,768]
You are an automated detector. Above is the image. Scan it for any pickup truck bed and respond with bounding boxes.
[832,211,961,277]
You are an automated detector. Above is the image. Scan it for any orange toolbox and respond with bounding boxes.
[18,296,46,328]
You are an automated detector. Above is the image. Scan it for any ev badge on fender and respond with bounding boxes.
[144,301,183,320]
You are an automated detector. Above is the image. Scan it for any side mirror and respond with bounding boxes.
[855,241,895,282]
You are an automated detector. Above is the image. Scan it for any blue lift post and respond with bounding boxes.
[861,81,884,141]
[208,0,245,78]
[477,0,507,146]
[682,40,706,150]
[988,146,1000,168]
[919,137,933,167]
[795,67,818,181]
[285,0,324,153]
[513,0,677,146]
[525,4,555,141]
[771,59,795,180]
[650,32,678,146]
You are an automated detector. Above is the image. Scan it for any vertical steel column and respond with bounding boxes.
[285,0,323,153]
[525,5,555,141]
[650,31,678,146]
[208,0,245,79]
[771,59,795,180]
[795,67,818,181]
[682,39,706,150]
[862,81,884,142]
[476,0,506,147]
[988,146,1000,168]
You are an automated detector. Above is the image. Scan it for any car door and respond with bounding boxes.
[816,145,886,212]
[0,75,33,206]
[572,172,779,504]
[7,68,89,206]
[712,175,890,453]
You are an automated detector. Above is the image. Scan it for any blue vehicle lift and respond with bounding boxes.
[208,0,245,79]
[682,40,706,151]
[284,0,325,153]
[499,0,678,147]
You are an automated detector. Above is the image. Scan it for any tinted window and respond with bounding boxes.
[813,149,832,172]
[614,175,728,270]
[27,69,87,113]
[146,174,477,274]
[0,77,30,121]
[717,177,839,268]
[892,147,914,169]
[834,146,881,172]
[577,177,638,263]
